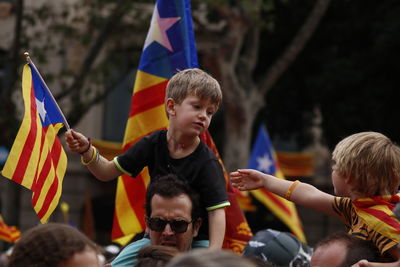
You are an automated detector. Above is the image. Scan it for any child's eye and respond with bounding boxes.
[192,104,200,109]
[207,111,214,116]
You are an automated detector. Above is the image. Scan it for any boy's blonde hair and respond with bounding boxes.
[332,132,400,196]
[166,68,222,107]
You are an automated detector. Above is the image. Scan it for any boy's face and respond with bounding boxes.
[331,166,350,197]
[168,94,217,136]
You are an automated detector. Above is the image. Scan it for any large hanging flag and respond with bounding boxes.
[1,56,68,223]
[111,0,252,251]
[0,215,21,243]
[248,125,306,242]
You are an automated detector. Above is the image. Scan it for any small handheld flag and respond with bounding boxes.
[1,53,68,223]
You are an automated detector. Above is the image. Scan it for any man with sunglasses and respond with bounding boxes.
[110,174,202,266]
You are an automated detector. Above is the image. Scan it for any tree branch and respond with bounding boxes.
[258,0,331,97]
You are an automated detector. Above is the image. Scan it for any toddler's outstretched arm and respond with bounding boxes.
[231,169,337,216]
[65,130,122,181]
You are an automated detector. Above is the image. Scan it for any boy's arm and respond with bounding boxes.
[207,208,226,249]
[65,130,121,181]
[231,169,337,217]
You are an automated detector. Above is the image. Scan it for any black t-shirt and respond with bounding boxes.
[115,130,229,240]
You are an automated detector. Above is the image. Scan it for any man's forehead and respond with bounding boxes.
[151,193,192,216]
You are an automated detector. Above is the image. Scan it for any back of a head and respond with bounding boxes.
[332,131,400,196]
[135,245,179,267]
[166,68,222,107]
[8,223,99,267]
[166,249,257,267]
[242,229,312,267]
[313,232,379,267]
[145,174,200,221]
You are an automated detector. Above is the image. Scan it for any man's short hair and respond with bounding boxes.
[145,174,201,221]
[8,223,99,267]
[332,131,400,195]
[314,232,379,266]
[166,68,222,108]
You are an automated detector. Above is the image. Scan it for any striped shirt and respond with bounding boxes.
[333,196,399,255]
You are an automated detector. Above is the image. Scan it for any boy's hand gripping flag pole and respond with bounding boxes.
[1,52,68,223]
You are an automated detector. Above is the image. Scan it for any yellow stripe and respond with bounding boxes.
[123,105,168,146]
[133,70,168,93]
[115,176,144,235]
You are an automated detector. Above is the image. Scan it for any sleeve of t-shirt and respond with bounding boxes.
[196,159,230,211]
[113,135,152,178]
[332,196,352,228]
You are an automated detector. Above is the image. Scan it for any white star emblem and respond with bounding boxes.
[257,153,273,173]
[143,6,180,51]
[35,98,47,122]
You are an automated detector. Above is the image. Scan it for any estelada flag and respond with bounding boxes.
[111,0,252,251]
[248,125,306,242]
[1,63,67,223]
[0,215,20,243]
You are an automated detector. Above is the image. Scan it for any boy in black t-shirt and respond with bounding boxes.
[65,68,230,249]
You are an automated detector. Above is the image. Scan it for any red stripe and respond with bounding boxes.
[12,81,39,184]
[31,129,48,205]
[260,189,292,216]
[111,211,124,239]
[36,174,59,219]
[35,136,62,219]
[121,174,147,229]
[361,207,400,232]
[129,81,168,117]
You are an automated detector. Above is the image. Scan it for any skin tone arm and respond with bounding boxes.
[352,259,400,267]
[230,169,337,217]
[65,130,122,181]
[207,208,226,249]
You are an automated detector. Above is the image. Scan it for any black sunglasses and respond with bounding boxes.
[146,217,193,234]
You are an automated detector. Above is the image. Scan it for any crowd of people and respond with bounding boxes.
[2,67,400,266]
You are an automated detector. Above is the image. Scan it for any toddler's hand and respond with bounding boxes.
[65,129,90,154]
[230,169,264,191]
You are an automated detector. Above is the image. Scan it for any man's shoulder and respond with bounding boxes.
[111,238,151,267]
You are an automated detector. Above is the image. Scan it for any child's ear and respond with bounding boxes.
[344,175,352,185]
[166,98,176,116]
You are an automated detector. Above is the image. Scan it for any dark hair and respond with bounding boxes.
[314,232,379,267]
[8,223,99,267]
[145,174,200,221]
[135,245,179,267]
[166,249,257,267]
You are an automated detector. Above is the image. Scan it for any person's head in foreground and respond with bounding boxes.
[242,228,312,267]
[311,232,379,267]
[166,249,258,267]
[145,174,202,252]
[8,223,101,267]
[134,245,180,267]
[331,131,400,198]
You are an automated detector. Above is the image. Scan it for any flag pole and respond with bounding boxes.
[24,52,71,131]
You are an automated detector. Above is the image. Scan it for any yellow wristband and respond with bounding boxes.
[284,180,300,200]
[81,146,98,166]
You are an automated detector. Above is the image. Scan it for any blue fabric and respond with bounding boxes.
[110,238,209,266]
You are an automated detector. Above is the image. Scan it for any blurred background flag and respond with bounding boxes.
[248,125,306,242]
[1,57,68,223]
[111,0,252,251]
[0,215,20,243]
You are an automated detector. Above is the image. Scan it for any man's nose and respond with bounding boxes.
[162,223,174,236]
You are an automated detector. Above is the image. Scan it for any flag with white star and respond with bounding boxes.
[2,63,67,223]
[247,125,306,242]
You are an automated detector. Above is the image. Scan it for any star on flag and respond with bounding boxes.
[144,5,180,51]
[257,153,273,173]
[35,98,47,123]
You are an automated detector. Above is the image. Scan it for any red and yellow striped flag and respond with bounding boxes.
[0,215,20,243]
[1,63,67,223]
